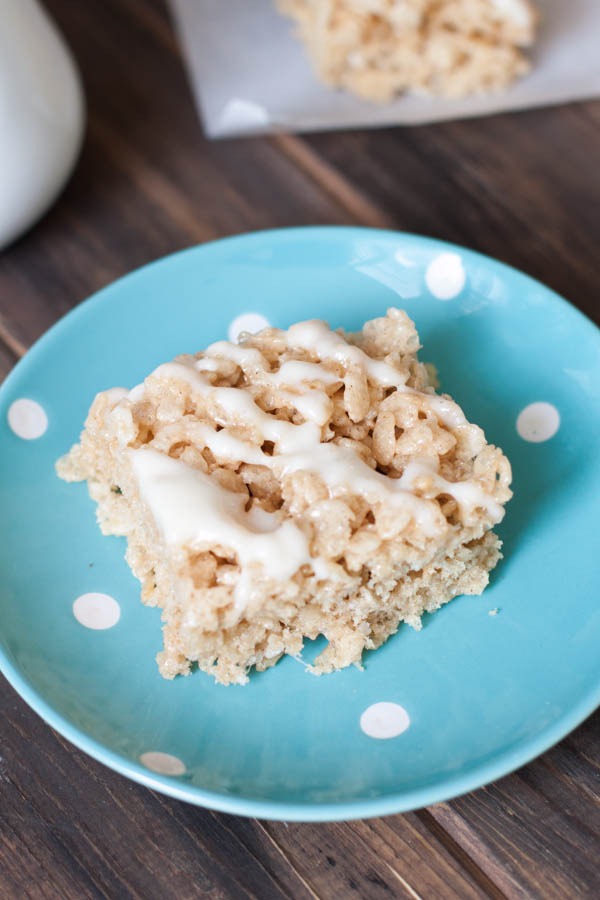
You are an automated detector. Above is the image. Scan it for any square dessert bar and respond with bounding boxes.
[277,0,537,101]
[58,308,511,685]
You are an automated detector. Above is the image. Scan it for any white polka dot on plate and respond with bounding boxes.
[360,702,410,739]
[425,252,466,300]
[73,593,121,630]
[516,402,560,443]
[228,312,271,343]
[7,398,48,439]
[140,751,186,776]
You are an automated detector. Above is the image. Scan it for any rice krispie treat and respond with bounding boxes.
[277,0,538,101]
[57,309,511,685]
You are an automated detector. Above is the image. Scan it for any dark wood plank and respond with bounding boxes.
[427,712,600,900]
[0,0,357,351]
[254,817,495,899]
[0,342,17,383]
[2,674,504,900]
[0,677,309,900]
[299,104,600,325]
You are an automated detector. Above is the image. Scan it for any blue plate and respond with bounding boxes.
[1,227,599,821]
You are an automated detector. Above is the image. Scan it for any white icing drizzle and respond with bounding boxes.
[274,444,444,533]
[124,318,502,610]
[203,341,265,369]
[199,346,341,426]
[129,448,310,609]
[202,342,340,388]
[140,328,498,520]
[287,320,402,387]
[399,460,503,525]
[150,361,323,452]
[286,320,466,429]
[274,359,340,387]
[176,423,265,466]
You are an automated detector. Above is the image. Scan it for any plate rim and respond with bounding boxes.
[1,225,599,821]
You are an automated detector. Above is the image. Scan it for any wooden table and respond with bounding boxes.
[1,2,599,897]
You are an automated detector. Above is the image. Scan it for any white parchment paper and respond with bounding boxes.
[168,0,600,138]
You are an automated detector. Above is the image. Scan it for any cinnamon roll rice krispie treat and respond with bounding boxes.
[58,309,512,685]
[277,0,538,101]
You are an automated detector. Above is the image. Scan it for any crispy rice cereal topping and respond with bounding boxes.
[58,309,511,684]
[277,0,538,101]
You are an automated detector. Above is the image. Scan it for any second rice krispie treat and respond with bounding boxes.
[277,0,538,101]
[57,308,512,685]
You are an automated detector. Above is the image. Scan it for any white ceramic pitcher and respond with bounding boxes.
[0,0,85,249]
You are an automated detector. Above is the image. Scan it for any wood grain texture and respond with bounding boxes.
[299,106,600,325]
[294,105,600,900]
[0,0,356,350]
[256,817,495,899]
[0,0,599,898]
[1,680,309,900]
[0,342,18,383]
[428,713,600,899]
